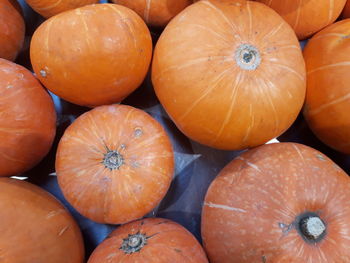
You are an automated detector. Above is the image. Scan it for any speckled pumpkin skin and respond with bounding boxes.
[202,142,350,262]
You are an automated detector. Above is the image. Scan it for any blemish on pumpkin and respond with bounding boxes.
[132,161,140,168]
[46,209,64,219]
[58,225,70,236]
[134,127,143,137]
[120,144,126,150]
[316,154,326,161]
[174,248,182,253]
[106,252,117,259]
[6,85,13,89]
[155,220,169,225]
[40,69,47,78]
[333,163,341,170]
[262,255,267,263]
[278,222,293,235]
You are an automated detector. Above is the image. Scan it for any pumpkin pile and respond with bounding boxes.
[0,0,350,261]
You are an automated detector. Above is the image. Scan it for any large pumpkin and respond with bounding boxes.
[202,142,350,262]
[0,0,25,61]
[112,0,192,27]
[25,0,99,18]
[0,58,56,177]
[342,0,350,18]
[303,20,350,154]
[0,178,84,262]
[30,4,152,107]
[88,218,208,262]
[56,104,174,224]
[256,0,346,40]
[152,0,306,150]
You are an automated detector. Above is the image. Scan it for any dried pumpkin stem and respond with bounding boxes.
[235,44,261,70]
[120,233,147,254]
[297,212,326,242]
[103,150,124,170]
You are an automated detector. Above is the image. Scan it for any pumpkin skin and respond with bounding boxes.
[303,20,350,154]
[0,0,25,61]
[342,1,350,18]
[0,178,84,263]
[0,58,56,177]
[88,218,208,263]
[25,0,99,18]
[202,142,350,262]
[112,0,192,27]
[256,0,346,40]
[30,4,152,107]
[152,0,306,150]
[56,104,174,224]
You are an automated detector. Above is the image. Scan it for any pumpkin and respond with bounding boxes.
[0,58,56,177]
[88,217,208,262]
[256,0,346,40]
[30,4,152,107]
[342,1,350,18]
[24,0,99,18]
[202,142,350,262]
[0,0,25,61]
[56,104,174,224]
[0,177,84,262]
[303,20,350,154]
[112,0,192,27]
[152,0,306,150]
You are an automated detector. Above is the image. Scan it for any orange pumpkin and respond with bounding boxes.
[56,104,174,224]
[88,218,208,262]
[256,0,346,40]
[342,1,350,18]
[303,20,350,154]
[30,4,152,107]
[0,0,25,61]
[152,0,306,150]
[25,0,99,18]
[202,142,350,262]
[112,0,192,27]
[0,177,84,262]
[0,58,56,177]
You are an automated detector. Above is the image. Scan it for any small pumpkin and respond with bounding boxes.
[152,0,306,150]
[0,0,25,61]
[56,104,174,224]
[0,177,84,262]
[112,0,192,27]
[0,58,56,177]
[342,1,350,18]
[88,217,208,262]
[30,4,152,107]
[256,0,347,40]
[303,19,350,154]
[202,142,350,262]
[25,0,99,18]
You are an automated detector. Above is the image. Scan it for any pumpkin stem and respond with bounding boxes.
[103,150,124,170]
[120,232,147,254]
[235,44,261,71]
[297,212,326,242]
